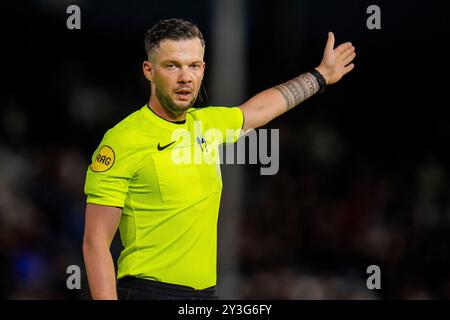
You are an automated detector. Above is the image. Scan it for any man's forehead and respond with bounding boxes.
[153,38,204,62]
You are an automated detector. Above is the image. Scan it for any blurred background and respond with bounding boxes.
[2,0,450,299]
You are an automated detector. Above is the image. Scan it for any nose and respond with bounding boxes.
[178,66,192,84]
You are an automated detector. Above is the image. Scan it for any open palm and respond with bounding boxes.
[316,32,356,85]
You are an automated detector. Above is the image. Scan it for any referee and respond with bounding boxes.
[83,18,355,300]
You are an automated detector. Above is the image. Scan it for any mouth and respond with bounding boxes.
[174,89,192,101]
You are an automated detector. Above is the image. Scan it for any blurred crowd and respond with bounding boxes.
[1,113,449,299]
[238,121,450,299]
[0,139,90,299]
[3,0,449,300]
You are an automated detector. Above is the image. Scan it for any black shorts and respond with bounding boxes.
[117,276,218,300]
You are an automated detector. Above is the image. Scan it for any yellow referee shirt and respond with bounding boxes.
[84,104,244,290]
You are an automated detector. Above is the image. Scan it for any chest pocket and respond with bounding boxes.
[151,144,219,203]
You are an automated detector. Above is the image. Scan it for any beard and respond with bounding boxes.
[155,84,198,116]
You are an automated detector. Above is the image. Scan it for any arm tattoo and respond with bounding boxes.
[274,72,320,110]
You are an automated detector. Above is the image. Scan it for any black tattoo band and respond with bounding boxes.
[274,72,320,110]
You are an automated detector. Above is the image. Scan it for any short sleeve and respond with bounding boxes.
[194,106,244,144]
[84,129,140,208]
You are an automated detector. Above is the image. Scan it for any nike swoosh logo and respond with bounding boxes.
[157,141,176,151]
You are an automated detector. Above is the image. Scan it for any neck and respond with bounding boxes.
[148,95,187,122]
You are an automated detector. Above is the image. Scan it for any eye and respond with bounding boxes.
[166,63,176,70]
[190,64,201,70]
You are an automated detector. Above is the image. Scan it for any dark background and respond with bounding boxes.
[1,0,450,299]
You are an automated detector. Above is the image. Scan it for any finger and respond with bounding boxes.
[325,32,335,53]
[335,42,353,54]
[341,46,355,57]
[342,51,356,65]
[340,46,355,60]
[343,63,355,74]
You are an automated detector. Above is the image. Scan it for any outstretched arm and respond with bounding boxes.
[239,32,356,131]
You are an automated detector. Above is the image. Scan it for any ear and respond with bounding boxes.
[200,61,206,79]
[142,60,153,82]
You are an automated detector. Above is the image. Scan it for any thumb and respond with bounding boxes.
[325,32,335,54]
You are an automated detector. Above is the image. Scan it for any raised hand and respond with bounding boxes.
[315,32,356,85]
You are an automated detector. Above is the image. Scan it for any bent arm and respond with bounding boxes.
[83,203,122,300]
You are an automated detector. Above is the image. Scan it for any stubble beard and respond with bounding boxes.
[155,85,198,117]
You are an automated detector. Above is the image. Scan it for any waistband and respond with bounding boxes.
[117,276,217,297]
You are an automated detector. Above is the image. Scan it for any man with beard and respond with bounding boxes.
[83,18,356,300]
